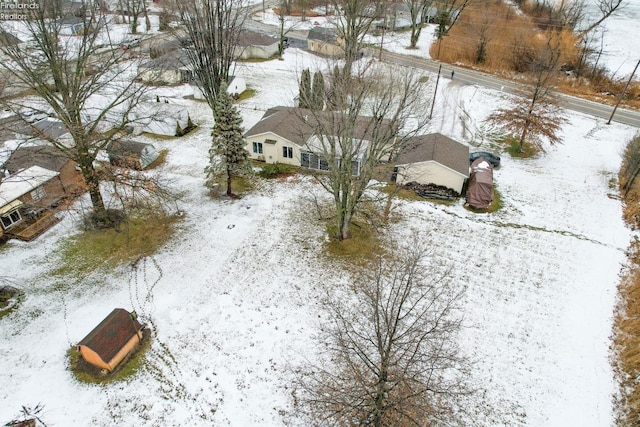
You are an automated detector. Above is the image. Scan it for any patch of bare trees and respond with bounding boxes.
[171,0,249,111]
[0,0,151,225]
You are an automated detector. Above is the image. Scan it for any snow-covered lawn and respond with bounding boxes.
[0,40,637,427]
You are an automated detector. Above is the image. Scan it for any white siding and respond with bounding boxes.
[246,132,301,166]
[396,161,466,193]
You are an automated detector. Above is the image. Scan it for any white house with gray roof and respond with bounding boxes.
[244,106,396,176]
[394,133,469,193]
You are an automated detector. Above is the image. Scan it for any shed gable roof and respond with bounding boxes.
[78,308,143,364]
[396,133,469,177]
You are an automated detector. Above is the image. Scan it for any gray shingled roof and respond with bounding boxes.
[237,30,279,47]
[396,133,469,177]
[3,145,70,174]
[244,106,396,147]
[307,27,338,43]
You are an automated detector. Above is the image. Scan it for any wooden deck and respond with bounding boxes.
[9,213,61,242]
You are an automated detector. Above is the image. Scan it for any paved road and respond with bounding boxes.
[375,50,640,128]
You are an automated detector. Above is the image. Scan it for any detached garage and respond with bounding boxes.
[394,133,469,194]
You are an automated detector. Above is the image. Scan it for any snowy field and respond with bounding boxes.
[2,2,640,424]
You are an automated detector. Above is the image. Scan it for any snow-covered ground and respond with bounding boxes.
[1,4,639,425]
[585,0,640,80]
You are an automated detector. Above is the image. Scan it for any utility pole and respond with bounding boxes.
[429,64,442,119]
[607,58,640,125]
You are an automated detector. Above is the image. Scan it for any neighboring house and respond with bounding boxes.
[236,30,280,59]
[3,145,84,196]
[0,166,63,239]
[107,140,159,169]
[393,133,469,194]
[466,157,494,209]
[77,308,146,374]
[0,31,24,60]
[57,16,94,36]
[375,3,412,30]
[16,117,74,147]
[245,106,396,176]
[307,27,344,57]
[139,49,193,85]
[129,102,190,136]
[191,76,247,100]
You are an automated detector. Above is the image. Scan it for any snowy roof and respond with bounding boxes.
[0,165,59,206]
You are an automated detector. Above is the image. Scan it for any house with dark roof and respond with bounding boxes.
[394,133,469,193]
[139,49,193,85]
[0,146,84,240]
[245,106,396,176]
[15,117,73,147]
[0,31,23,50]
[307,27,344,57]
[235,30,280,59]
[0,166,63,240]
[4,145,84,196]
[77,308,145,373]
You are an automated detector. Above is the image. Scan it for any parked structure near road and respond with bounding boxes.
[77,308,146,374]
[394,133,469,194]
[245,106,396,176]
[466,157,494,209]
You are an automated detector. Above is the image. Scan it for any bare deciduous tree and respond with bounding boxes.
[173,0,249,111]
[0,0,148,224]
[332,0,383,73]
[302,63,429,241]
[489,37,567,152]
[120,0,152,34]
[298,244,470,426]
[577,0,625,37]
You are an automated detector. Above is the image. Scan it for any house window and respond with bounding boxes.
[252,142,263,154]
[301,152,311,167]
[31,186,46,202]
[282,146,293,158]
[1,209,22,229]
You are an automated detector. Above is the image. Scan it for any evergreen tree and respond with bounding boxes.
[327,65,347,110]
[311,71,325,110]
[299,68,312,109]
[207,83,250,196]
